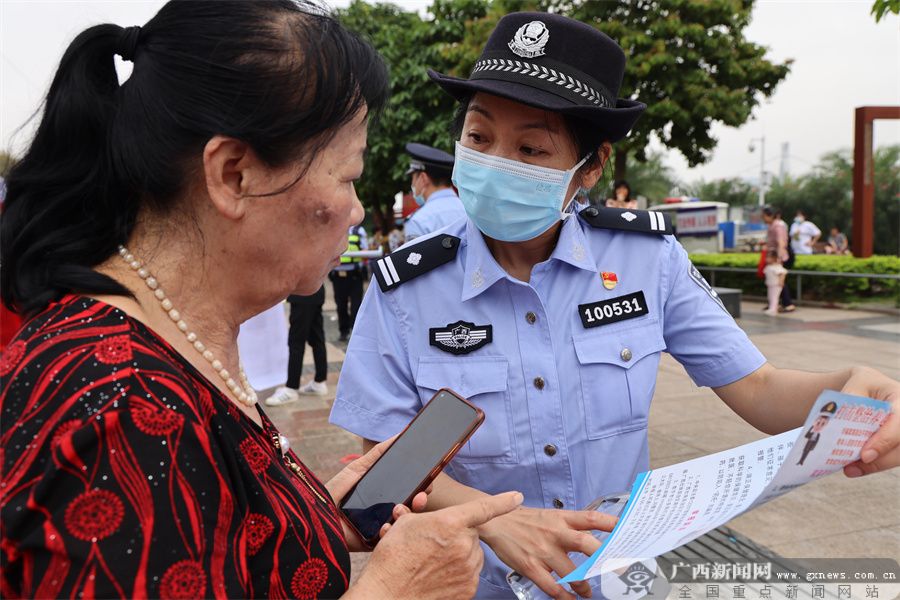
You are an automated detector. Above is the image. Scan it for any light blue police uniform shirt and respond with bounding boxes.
[330,214,766,597]
[403,187,467,240]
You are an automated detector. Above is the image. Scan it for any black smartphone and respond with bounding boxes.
[339,388,485,548]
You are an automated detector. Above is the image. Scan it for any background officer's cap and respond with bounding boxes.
[405,142,455,178]
[427,12,646,143]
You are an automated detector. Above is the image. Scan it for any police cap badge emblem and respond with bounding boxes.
[508,20,549,58]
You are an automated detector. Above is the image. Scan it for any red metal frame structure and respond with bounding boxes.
[852,106,900,257]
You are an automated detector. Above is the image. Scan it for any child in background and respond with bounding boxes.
[763,253,788,316]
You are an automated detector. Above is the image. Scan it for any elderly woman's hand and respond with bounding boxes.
[325,436,430,551]
[841,366,900,478]
[345,491,524,600]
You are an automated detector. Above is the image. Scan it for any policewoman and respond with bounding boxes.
[331,12,900,599]
[404,142,467,241]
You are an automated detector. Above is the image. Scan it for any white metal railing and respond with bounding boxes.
[696,266,900,300]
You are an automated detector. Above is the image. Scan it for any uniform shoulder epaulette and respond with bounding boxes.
[373,234,460,293]
[578,206,673,235]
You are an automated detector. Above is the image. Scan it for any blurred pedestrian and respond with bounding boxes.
[605,179,636,209]
[762,205,796,312]
[790,210,821,255]
[330,224,367,341]
[826,226,849,255]
[763,252,787,316]
[266,287,328,406]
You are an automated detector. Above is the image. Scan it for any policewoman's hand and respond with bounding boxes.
[325,435,430,552]
[346,491,524,600]
[841,366,900,478]
[478,506,617,599]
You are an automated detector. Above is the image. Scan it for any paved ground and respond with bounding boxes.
[262,286,900,584]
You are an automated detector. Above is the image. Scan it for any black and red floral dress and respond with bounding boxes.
[0,295,351,599]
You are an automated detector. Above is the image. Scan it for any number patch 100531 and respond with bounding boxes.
[578,291,649,328]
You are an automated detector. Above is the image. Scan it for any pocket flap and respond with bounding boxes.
[573,323,665,369]
[416,356,509,396]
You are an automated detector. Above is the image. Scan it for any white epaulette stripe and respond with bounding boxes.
[384,256,400,284]
[649,211,663,231]
[377,259,395,286]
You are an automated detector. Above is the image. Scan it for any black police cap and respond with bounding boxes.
[405,142,455,177]
[428,12,645,143]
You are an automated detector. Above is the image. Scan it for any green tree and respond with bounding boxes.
[543,0,791,180]
[687,177,756,206]
[871,0,900,22]
[339,0,791,221]
[594,150,679,205]
[337,0,490,228]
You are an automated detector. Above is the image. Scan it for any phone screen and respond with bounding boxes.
[340,390,481,543]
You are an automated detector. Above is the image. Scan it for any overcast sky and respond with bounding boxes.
[2,0,898,187]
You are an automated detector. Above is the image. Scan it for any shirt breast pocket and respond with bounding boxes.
[573,321,665,440]
[415,356,516,464]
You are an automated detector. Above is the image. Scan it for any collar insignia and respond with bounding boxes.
[509,21,549,58]
[572,243,586,262]
[472,268,485,289]
[429,320,493,355]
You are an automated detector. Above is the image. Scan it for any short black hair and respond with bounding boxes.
[421,168,453,188]
[2,0,388,316]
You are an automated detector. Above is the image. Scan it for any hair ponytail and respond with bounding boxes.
[2,1,387,318]
[2,24,136,315]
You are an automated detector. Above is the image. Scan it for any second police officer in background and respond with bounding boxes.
[329,224,368,342]
[404,142,467,241]
[331,12,900,600]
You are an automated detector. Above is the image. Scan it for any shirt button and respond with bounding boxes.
[533,376,545,390]
[553,498,564,509]
[525,311,537,324]
[544,444,557,457]
[620,348,633,362]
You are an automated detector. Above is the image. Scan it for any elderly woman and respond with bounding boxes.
[330,11,900,599]
[0,2,522,598]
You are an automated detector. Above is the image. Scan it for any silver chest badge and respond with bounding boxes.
[429,320,493,355]
[508,21,549,58]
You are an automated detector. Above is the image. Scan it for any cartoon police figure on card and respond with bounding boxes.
[797,400,837,466]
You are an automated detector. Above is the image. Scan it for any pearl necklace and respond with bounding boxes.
[117,245,259,407]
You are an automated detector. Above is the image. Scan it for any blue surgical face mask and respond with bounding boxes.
[411,173,426,207]
[452,142,588,242]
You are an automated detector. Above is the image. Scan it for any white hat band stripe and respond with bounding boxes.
[471,58,609,108]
